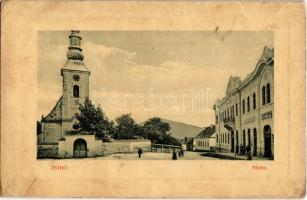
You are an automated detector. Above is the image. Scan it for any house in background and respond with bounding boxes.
[193,125,216,152]
[181,137,194,151]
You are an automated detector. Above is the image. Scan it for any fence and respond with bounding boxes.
[151,143,181,153]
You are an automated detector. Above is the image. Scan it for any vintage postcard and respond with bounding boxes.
[37,30,274,161]
[1,0,306,198]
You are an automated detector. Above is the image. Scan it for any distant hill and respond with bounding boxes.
[140,118,203,140]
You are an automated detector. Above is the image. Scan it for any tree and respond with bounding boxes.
[142,117,169,143]
[114,114,141,139]
[76,98,113,139]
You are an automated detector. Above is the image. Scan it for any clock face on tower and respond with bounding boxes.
[73,74,80,82]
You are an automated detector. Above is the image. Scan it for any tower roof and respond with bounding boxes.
[61,30,90,73]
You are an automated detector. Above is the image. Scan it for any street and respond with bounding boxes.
[93,151,220,160]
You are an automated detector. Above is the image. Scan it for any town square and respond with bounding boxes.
[37,30,274,160]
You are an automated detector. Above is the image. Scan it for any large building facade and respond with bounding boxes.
[213,47,274,159]
[39,30,91,144]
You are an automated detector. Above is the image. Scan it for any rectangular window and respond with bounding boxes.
[262,86,266,105]
[253,93,256,109]
[236,103,238,116]
[242,100,245,114]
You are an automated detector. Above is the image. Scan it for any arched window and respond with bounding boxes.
[235,103,238,116]
[242,99,245,114]
[262,86,266,105]
[253,93,256,109]
[267,83,271,103]
[247,96,250,112]
[73,85,79,98]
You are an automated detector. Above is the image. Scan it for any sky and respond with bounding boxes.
[37,31,273,127]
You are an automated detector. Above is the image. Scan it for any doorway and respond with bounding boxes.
[73,138,87,158]
[263,125,272,158]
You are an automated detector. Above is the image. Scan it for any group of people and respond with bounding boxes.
[235,144,252,160]
[172,148,184,160]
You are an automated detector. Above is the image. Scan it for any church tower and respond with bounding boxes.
[61,30,90,120]
[40,30,91,143]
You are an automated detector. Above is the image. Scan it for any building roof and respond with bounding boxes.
[195,125,215,138]
[216,47,274,106]
[43,96,63,122]
[61,60,90,73]
[65,130,94,136]
[182,137,194,144]
[61,30,90,73]
[238,47,274,90]
[42,96,77,122]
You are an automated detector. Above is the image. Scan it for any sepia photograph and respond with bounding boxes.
[2,1,305,197]
[37,30,274,160]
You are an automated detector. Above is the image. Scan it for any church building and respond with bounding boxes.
[38,31,151,158]
[40,30,91,144]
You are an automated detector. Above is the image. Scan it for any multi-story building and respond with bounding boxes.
[213,47,274,159]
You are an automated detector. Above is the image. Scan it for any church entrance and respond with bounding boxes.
[73,138,87,158]
[263,125,272,158]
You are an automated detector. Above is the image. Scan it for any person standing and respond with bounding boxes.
[172,149,177,160]
[138,148,143,158]
[180,148,184,158]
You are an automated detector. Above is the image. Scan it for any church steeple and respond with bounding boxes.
[61,30,90,73]
[61,30,90,121]
[67,30,84,61]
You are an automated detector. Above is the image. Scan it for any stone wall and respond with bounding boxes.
[102,140,151,154]
[58,136,151,158]
[37,144,58,159]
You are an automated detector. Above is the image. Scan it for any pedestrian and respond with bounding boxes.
[138,148,143,158]
[172,149,177,160]
[180,148,184,158]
